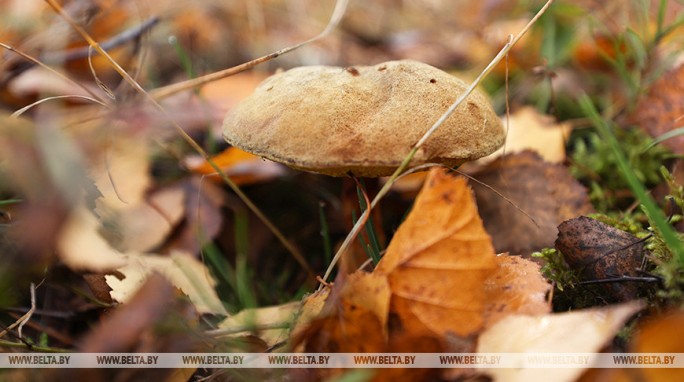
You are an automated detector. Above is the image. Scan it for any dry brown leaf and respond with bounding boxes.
[478,301,644,382]
[631,63,684,154]
[555,216,648,302]
[375,168,496,337]
[471,151,594,256]
[478,107,571,164]
[483,254,552,327]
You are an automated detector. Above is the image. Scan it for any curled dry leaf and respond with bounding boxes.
[477,301,644,382]
[471,151,593,256]
[555,216,647,303]
[375,168,496,337]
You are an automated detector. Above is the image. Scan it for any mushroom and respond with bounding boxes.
[222,60,505,177]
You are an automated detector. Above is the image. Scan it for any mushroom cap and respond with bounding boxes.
[223,60,504,177]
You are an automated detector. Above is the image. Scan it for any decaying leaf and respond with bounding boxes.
[478,301,644,382]
[471,151,594,256]
[555,216,647,302]
[106,251,228,316]
[375,168,496,337]
[484,254,551,327]
[630,63,684,154]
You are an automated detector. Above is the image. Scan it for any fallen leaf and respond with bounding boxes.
[629,309,684,381]
[185,147,286,185]
[57,205,128,272]
[375,168,496,337]
[92,135,151,206]
[483,254,552,327]
[478,301,644,382]
[199,72,270,115]
[217,302,300,349]
[101,185,185,252]
[478,107,572,164]
[630,63,684,154]
[289,288,330,349]
[555,216,648,302]
[106,251,228,316]
[471,151,594,256]
[72,274,199,382]
[165,177,226,255]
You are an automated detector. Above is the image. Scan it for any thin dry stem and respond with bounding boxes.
[0,283,36,339]
[0,42,107,104]
[42,0,350,279]
[11,95,109,117]
[320,0,556,286]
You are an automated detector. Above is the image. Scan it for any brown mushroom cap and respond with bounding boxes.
[223,60,504,177]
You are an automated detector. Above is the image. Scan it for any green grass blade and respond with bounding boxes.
[579,95,684,265]
[355,184,382,262]
[0,199,21,206]
[318,202,333,265]
[644,126,684,151]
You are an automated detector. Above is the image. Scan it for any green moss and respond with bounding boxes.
[570,127,672,211]
[531,248,577,292]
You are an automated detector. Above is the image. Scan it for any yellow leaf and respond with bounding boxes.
[375,168,496,336]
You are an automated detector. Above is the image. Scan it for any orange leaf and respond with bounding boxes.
[186,147,284,185]
[628,309,684,382]
[375,168,496,337]
[484,255,552,327]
